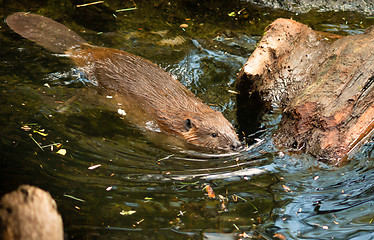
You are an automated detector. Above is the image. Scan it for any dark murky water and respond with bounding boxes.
[1,1,374,239]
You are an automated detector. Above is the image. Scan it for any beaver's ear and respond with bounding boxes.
[184,119,193,131]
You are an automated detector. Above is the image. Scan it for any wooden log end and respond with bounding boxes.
[0,185,64,240]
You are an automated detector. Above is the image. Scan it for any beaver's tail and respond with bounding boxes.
[6,12,87,54]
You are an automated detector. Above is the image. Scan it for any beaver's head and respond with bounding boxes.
[179,111,242,152]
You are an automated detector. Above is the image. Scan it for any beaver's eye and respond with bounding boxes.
[211,133,217,138]
[185,119,192,131]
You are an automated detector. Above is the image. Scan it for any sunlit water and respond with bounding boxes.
[1,2,374,239]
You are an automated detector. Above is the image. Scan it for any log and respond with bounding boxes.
[244,0,374,15]
[237,18,374,164]
[0,185,63,240]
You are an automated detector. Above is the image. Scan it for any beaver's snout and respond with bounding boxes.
[230,140,242,151]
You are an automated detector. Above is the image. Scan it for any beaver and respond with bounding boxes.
[6,12,241,153]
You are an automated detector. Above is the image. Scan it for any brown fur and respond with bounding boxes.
[7,12,241,152]
[68,45,241,152]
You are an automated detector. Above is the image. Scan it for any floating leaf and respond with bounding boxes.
[56,149,67,155]
[21,125,32,131]
[204,185,216,198]
[273,233,287,240]
[228,11,236,17]
[120,210,136,215]
[33,130,48,137]
[282,185,291,192]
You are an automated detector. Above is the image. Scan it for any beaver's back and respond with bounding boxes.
[68,45,217,133]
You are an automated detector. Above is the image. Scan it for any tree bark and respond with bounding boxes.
[243,0,374,15]
[237,18,374,164]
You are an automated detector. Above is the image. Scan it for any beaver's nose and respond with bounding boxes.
[230,140,242,151]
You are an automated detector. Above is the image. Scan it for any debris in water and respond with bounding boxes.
[76,1,103,8]
[204,185,216,198]
[33,129,48,137]
[116,7,137,12]
[228,89,239,94]
[157,154,174,162]
[273,233,287,240]
[29,134,44,151]
[282,185,291,192]
[228,11,236,17]
[120,210,136,215]
[233,223,239,230]
[117,108,126,116]
[21,125,32,131]
[177,210,186,216]
[63,194,85,202]
[88,164,102,170]
[41,143,61,150]
[133,219,144,227]
[239,232,251,238]
[56,148,67,155]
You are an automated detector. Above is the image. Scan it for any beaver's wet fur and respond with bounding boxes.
[6,12,241,152]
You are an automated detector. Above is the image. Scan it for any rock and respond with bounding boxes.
[0,185,63,240]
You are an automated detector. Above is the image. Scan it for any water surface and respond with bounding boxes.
[1,1,374,239]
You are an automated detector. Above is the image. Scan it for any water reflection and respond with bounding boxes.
[262,142,374,239]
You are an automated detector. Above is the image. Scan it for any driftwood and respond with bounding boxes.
[237,18,374,164]
[245,0,374,15]
[0,185,63,240]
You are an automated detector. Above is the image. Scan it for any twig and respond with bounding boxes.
[63,194,85,202]
[76,1,104,8]
[116,7,137,12]
[157,154,174,162]
[29,134,44,151]
[41,143,62,149]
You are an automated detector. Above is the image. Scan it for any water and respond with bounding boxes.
[1,1,374,239]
